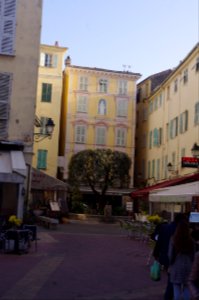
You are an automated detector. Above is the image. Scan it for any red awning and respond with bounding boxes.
[131,173,199,198]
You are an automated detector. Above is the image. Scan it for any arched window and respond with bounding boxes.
[98,99,106,115]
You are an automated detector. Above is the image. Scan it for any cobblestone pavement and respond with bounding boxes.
[0,221,167,300]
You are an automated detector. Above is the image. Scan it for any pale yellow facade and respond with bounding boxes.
[59,61,141,187]
[135,43,199,187]
[32,44,67,177]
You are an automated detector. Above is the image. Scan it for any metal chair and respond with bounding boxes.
[23,225,38,251]
[4,229,30,254]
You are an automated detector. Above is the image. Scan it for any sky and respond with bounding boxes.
[41,0,199,81]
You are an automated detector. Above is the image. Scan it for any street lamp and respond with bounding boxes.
[34,116,55,142]
[191,143,199,158]
[167,162,178,175]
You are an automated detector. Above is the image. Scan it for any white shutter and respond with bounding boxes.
[40,52,45,66]
[0,73,11,138]
[53,54,58,67]
[0,0,16,55]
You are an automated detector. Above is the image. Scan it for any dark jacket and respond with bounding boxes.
[188,251,199,300]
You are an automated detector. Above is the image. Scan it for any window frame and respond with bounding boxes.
[117,99,128,117]
[41,83,52,102]
[75,124,86,144]
[96,126,106,145]
[37,149,48,170]
[116,127,126,147]
[0,72,11,139]
[0,0,16,55]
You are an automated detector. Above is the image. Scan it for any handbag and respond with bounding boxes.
[150,260,161,281]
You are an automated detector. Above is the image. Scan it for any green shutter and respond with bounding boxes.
[41,83,52,102]
[37,150,47,169]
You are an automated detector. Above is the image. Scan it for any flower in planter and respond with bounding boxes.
[8,215,22,227]
[147,214,162,224]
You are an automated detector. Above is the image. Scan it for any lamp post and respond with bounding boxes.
[34,116,55,142]
[191,143,199,158]
[167,162,178,176]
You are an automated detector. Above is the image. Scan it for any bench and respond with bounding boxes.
[37,216,59,229]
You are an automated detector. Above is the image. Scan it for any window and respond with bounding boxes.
[149,131,153,149]
[159,93,163,107]
[0,72,11,139]
[98,99,106,115]
[152,159,155,178]
[196,57,199,72]
[179,110,188,133]
[116,128,126,146]
[154,97,158,110]
[99,79,108,93]
[170,117,178,139]
[37,150,47,169]
[153,128,159,146]
[75,125,86,143]
[41,83,52,102]
[77,95,87,113]
[39,117,48,135]
[156,159,160,180]
[174,79,178,92]
[117,99,128,117]
[96,126,106,145]
[79,76,88,91]
[183,69,188,84]
[0,0,16,55]
[167,86,170,100]
[148,101,153,114]
[147,161,151,179]
[164,156,168,178]
[166,123,169,141]
[194,102,199,125]
[40,53,58,68]
[118,80,127,95]
[158,128,163,145]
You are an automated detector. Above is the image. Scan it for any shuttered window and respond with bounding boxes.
[37,149,47,169]
[0,0,16,55]
[96,127,106,145]
[0,72,11,139]
[40,53,58,68]
[75,125,86,143]
[41,83,52,102]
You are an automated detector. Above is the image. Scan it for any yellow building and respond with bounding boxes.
[32,43,67,178]
[59,57,141,189]
[0,0,42,218]
[135,43,199,187]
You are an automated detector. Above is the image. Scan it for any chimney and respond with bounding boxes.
[55,41,59,47]
[65,56,71,66]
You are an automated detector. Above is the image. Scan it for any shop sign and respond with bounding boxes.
[181,157,199,168]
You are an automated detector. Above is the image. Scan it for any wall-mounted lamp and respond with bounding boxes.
[34,116,55,142]
[191,143,199,158]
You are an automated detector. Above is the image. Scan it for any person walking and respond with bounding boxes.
[153,213,186,300]
[188,251,199,300]
[168,220,195,300]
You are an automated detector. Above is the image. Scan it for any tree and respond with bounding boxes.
[68,149,132,211]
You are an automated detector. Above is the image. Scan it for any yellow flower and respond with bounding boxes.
[8,215,22,226]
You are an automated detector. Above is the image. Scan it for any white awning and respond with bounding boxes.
[0,150,26,177]
[149,181,199,203]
